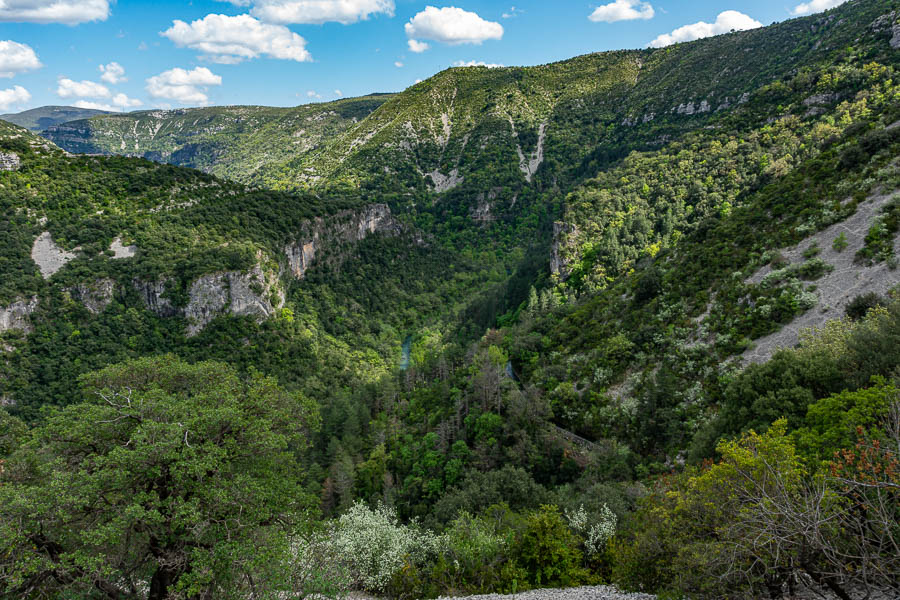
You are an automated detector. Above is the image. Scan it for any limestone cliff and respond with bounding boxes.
[185,264,284,337]
[284,204,401,279]
[0,297,38,334]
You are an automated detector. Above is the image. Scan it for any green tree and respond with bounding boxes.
[0,355,319,600]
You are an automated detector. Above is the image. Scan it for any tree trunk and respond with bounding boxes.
[148,566,177,600]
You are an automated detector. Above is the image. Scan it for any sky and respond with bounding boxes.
[0,0,851,113]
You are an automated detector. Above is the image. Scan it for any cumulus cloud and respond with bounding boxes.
[0,40,42,77]
[405,6,503,50]
[73,94,142,112]
[146,67,222,105]
[161,14,311,64]
[791,0,848,16]
[56,77,110,99]
[0,85,30,110]
[408,39,429,53]
[250,0,394,25]
[649,10,762,48]
[99,61,126,84]
[0,0,109,24]
[394,61,403,67]
[589,0,654,23]
[453,60,504,68]
[334,89,343,97]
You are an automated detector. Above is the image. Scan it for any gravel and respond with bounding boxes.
[434,586,656,600]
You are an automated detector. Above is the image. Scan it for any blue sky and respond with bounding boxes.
[0,0,849,112]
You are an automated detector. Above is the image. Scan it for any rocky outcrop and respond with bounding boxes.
[0,297,38,334]
[109,237,137,259]
[134,264,284,336]
[284,204,401,279]
[427,168,463,193]
[515,123,547,183]
[31,231,77,278]
[892,23,900,49]
[0,152,20,171]
[185,264,284,336]
[550,222,578,280]
[133,278,178,318]
[70,279,115,314]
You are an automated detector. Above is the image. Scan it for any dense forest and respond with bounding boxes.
[2,0,900,598]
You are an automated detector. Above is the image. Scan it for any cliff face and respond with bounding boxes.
[185,264,284,337]
[0,297,38,334]
[550,222,577,280]
[284,203,401,279]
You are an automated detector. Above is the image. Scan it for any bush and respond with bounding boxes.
[514,505,590,588]
[846,292,884,320]
[329,502,441,593]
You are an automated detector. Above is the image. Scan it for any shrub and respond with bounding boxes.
[833,231,849,252]
[329,501,441,593]
[514,505,590,588]
[846,292,884,320]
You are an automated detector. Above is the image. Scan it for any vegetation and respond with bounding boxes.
[2,0,900,598]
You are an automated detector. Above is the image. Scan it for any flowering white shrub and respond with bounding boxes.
[565,503,617,556]
[329,501,440,592]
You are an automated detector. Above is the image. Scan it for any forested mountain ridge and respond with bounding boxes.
[0,105,114,132]
[1,1,900,599]
[43,95,391,183]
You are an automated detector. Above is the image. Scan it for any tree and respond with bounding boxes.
[0,355,319,600]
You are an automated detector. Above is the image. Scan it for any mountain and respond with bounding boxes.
[42,95,391,182]
[0,105,115,132]
[3,1,900,598]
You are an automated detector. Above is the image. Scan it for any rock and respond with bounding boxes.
[892,23,900,49]
[803,93,838,106]
[428,168,463,193]
[470,194,494,222]
[185,264,283,336]
[284,204,401,279]
[70,279,115,314]
[0,297,38,334]
[0,151,21,171]
[109,237,137,259]
[133,278,178,318]
[31,231,77,278]
[550,222,578,280]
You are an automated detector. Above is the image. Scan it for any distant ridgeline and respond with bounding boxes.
[0,4,899,597]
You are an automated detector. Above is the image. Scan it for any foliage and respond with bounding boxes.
[0,355,319,600]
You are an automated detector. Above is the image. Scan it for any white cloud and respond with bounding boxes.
[791,0,847,16]
[0,85,30,110]
[334,89,343,97]
[0,40,41,77]
[649,10,762,48]
[251,0,394,25]
[99,61,126,84]
[405,6,503,47]
[0,0,109,24]
[408,39,429,53]
[56,77,110,99]
[161,14,311,64]
[453,60,504,68]
[394,61,403,68]
[73,94,141,112]
[589,0,654,23]
[146,67,222,105]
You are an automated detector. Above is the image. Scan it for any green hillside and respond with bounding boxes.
[2,1,900,599]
